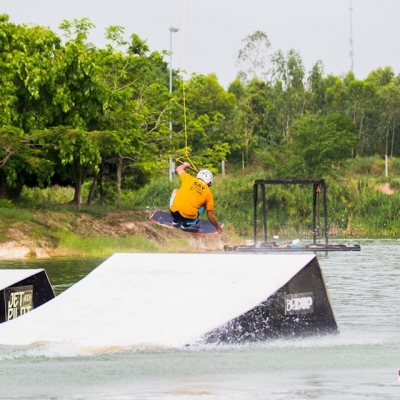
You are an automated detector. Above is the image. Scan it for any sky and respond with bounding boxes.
[1,0,400,88]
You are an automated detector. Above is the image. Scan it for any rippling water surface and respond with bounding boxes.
[0,240,399,399]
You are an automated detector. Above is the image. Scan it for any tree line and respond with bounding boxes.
[0,17,398,207]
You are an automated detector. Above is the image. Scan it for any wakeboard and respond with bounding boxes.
[149,210,221,234]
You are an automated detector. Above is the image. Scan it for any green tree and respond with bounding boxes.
[278,114,358,178]
[56,18,106,130]
[0,15,62,195]
[376,82,400,157]
[270,49,306,139]
[0,127,54,196]
[236,31,271,82]
[345,73,376,142]
[363,67,400,157]
[95,27,174,206]
[324,75,349,115]
[37,127,101,208]
[180,74,236,170]
[304,61,327,115]
[232,78,276,168]
[0,14,62,130]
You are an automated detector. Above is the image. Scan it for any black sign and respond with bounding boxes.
[4,285,34,321]
[284,292,314,316]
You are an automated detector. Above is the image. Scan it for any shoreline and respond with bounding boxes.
[0,242,51,260]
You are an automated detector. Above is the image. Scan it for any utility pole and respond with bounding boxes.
[349,0,354,72]
[169,27,179,181]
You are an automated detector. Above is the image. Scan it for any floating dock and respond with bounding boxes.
[237,178,361,253]
[225,243,361,253]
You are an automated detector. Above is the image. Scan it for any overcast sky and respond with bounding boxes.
[1,0,399,88]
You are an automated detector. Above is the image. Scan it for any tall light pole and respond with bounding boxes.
[169,26,179,181]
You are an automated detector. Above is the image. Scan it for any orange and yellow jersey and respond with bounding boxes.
[171,172,214,219]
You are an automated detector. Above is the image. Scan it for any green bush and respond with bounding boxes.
[17,185,74,207]
[128,176,175,209]
[344,155,385,176]
[0,199,14,209]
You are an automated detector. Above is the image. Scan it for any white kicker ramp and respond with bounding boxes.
[0,253,337,350]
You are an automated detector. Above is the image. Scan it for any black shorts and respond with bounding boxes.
[170,210,198,223]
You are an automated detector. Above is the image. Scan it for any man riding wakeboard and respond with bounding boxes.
[169,162,223,233]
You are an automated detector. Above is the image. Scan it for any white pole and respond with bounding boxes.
[385,154,388,178]
[169,27,179,182]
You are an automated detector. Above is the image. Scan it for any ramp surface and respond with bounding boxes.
[0,253,316,349]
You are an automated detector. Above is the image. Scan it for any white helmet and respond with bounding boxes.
[196,169,213,186]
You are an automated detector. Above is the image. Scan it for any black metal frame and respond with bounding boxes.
[253,179,328,246]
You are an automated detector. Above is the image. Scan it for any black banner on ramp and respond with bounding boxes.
[5,285,34,321]
[0,269,55,324]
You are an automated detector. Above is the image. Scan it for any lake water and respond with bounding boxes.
[0,239,399,399]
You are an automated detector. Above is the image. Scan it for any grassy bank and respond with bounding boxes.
[0,156,399,256]
[131,164,400,238]
[0,204,195,257]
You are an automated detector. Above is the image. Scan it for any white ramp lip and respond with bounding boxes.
[0,253,315,349]
[0,269,45,289]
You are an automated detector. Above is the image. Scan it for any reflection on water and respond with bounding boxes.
[0,240,399,399]
[0,257,105,295]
